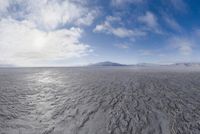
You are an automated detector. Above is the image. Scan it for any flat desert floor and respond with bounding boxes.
[0,67,200,134]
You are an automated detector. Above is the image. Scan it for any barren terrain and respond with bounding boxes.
[0,67,200,134]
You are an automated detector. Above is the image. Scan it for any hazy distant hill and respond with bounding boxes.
[172,63,200,67]
[134,63,162,67]
[89,61,200,68]
[89,61,127,66]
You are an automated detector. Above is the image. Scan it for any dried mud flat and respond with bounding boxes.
[0,67,200,134]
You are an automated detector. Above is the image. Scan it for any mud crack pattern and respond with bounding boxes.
[0,67,200,134]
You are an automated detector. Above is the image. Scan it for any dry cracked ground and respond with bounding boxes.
[0,67,200,134]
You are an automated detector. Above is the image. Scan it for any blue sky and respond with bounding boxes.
[0,0,200,66]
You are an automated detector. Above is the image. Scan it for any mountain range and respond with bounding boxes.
[89,61,200,67]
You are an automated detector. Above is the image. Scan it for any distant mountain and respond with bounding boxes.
[89,62,200,67]
[135,63,162,67]
[89,61,127,66]
[172,63,200,67]
[136,63,200,67]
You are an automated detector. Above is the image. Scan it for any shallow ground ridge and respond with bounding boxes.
[0,67,200,134]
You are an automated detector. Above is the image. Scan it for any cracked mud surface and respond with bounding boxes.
[0,67,200,134]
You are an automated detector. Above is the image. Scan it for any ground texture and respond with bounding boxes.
[0,67,200,134]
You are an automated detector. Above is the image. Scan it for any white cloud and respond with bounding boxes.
[106,16,121,22]
[0,19,91,66]
[30,0,95,29]
[75,10,99,26]
[1,0,98,30]
[138,11,163,34]
[139,49,165,57]
[169,0,187,12]
[115,44,129,49]
[169,37,193,56]
[0,0,96,66]
[138,11,158,29]
[195,29,200,37]
[139,50,154,56]
[164,16,182,32]
[111,0,144,6]
[0,0,9,12]
[94,16,146,38]
[112,27,145,38]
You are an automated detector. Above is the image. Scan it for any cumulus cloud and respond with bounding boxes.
[0,0,98,30]
[0,0,96,66]
[0,19,91,66]
[94,16,146,38]
[169,37,193,56]
[75,10,99,26]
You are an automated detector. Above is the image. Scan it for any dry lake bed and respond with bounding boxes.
[0,67,200,134]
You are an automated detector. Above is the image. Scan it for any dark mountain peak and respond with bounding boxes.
[90,61,126,66]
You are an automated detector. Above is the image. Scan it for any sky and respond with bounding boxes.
[0,0,200,66]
